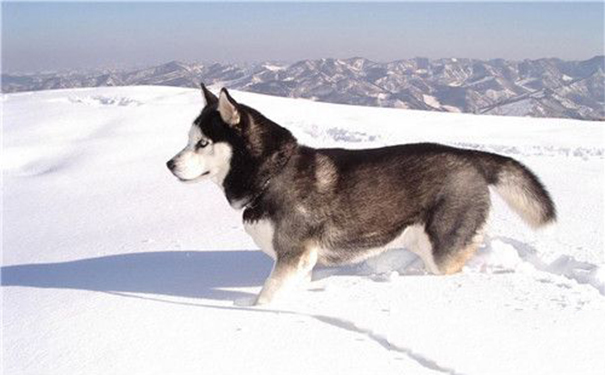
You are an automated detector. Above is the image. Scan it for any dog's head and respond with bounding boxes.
[167,84,296,205]
[166,84,235,185]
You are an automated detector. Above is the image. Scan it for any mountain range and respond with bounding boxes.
[3,56,604,120]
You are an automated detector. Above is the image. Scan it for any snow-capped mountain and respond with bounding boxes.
[3,56,604,120]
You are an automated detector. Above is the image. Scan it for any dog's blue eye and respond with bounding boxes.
[197,139,209,148]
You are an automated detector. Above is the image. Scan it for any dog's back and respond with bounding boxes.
[258,143,555,272]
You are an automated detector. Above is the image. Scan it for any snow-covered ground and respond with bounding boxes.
[2,86,604,375]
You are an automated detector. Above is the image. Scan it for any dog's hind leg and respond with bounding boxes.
[428,217,486,275]
[437,228,484,275]
[254,244,318,305]
[425,176,490,275]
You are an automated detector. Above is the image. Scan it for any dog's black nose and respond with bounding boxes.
[166,159,176,170]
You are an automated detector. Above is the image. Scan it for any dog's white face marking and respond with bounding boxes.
[168,124,232,186]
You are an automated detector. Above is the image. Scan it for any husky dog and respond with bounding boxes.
[167,84,556,305]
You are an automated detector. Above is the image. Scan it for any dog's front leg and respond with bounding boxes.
[255,245,318,305]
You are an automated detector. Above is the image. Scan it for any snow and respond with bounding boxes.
[262,63,285,72]
[442,104,462,113]
[422,94,441,109]
[2,86,605,375]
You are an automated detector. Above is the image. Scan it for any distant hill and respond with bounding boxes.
[3,56,604,120]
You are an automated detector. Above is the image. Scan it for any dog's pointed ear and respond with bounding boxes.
[200,83,218,107]
[218,88,240,125]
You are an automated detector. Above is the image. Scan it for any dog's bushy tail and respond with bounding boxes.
[473,151,556,228]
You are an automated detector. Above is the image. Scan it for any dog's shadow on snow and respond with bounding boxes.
[1,251,274,301]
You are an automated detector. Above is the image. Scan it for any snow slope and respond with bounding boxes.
[2,86,604,375]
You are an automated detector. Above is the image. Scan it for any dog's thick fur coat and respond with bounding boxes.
[168,85,556,305]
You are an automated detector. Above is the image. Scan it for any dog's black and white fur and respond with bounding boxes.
[167,84,556,305]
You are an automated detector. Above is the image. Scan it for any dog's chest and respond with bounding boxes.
[243,219,276,259]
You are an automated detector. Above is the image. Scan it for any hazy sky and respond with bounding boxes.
[2,2,604,72]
